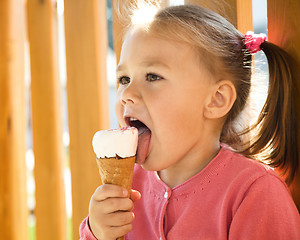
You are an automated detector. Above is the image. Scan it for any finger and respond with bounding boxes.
[92,184,128,201]
[109,224,133,239]
[108,211,135,227]
[130,190,141,202]
[88,206,134,238]
[100,197,133,214]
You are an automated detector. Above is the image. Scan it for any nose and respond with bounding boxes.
[119,81,140,106]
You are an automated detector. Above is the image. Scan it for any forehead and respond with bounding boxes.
[119,28,199,67]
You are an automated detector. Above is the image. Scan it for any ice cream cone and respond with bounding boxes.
[96,155,135,240]
[92,127,138,240]
[96,155,135,197]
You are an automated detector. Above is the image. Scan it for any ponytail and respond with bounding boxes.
[241,42,298,185]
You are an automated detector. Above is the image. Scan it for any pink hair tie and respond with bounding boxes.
[244,31,267,54]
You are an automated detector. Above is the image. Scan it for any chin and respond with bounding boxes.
[140,162,156,171]
[140,157,168,172]
[140,158,158,171]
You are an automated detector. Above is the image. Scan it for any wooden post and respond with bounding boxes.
[64,0,110,238]
[267,0,300,211]
[0,0,28,239]
[27,0,67,239]
[185,0,253,32]
[236,0,253,34]
[185,0,237,26]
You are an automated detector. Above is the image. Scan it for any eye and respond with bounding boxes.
[118,76,130,85]
[146,73,163,82]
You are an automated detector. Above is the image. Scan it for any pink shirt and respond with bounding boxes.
[80,146,300,239]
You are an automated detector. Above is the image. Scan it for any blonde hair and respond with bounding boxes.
[124,4,298,184]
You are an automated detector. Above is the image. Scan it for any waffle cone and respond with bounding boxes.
[96,155,135,197]
[96,156,135,240]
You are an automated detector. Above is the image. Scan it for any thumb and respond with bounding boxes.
[130,189,141,202]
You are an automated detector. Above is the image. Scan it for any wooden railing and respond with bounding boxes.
[1,0,299,239]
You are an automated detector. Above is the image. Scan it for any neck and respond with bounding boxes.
[158,140,220,189]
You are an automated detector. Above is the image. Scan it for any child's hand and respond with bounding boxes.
[88,184,141,240]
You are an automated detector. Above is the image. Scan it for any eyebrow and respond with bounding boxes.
[116,60,170,73]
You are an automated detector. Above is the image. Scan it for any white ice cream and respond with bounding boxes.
[92,127,138,158]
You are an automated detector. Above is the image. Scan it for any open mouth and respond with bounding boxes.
[126,117,151,165]
[127,117,149,134]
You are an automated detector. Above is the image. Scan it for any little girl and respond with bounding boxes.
[80,4,300,240]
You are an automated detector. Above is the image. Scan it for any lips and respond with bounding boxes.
[126,117,151,165]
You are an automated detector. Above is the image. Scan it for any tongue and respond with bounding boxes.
[136,126,151,165]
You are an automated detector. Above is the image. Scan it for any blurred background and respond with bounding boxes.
[24,0,268,239]
[0,0,276,240]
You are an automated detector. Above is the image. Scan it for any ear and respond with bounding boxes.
[204,80,237,119]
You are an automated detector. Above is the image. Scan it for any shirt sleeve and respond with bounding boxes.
[229,173,300,239]
[79,216,98,240]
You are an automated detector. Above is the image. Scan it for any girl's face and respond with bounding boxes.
[115,28,217,173]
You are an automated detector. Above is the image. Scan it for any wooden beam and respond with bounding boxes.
[0,0,28,239]
[185,0,238,27]
[185,0,254,32]
[27,0,67,239]
[64,0,110,238]
[236,0,253,34]
[267,0,300,211]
